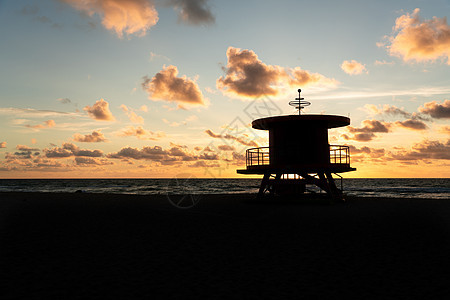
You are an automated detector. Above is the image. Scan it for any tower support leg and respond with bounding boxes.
[257,173,270,199]
[326,172,343,201]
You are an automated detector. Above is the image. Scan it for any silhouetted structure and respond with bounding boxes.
[237,89,356,200]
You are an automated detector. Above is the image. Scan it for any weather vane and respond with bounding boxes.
[289,89,310,115]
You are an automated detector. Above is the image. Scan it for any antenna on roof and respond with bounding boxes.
[289,89,310,115]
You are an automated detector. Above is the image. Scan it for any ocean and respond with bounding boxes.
[0,178,449,199]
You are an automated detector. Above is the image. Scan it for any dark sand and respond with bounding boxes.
[1,192,450,299]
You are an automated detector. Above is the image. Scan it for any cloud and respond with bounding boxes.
[142,65,207,108]
[57,97,72,104]
[61,0,159,38]
[418,99,450,119]
[341,60,368,75]
[0,107,78,118]
[2,155,72,171]
[84,99,115,121]
[45,120,55,127]
[217,145,235,151]
[344,120,392,141]
[118,126,165,140]
[383,8,450,64]
[438,125,450,134]
[7,145,41,159]
[120,104,144,124]
[44,143,103,158]
[348,120,392,133]
[16,145,40,151]
[395,119,428,130]
[20,4,61,28]
[44,147,73,158]
[364,104,430,122]
[163,114,198,127]
[342,132,375,142]
[390,139,450,160]
[188,161,220,168]
[232,151,246,163]
[349,145,385,158]
[0,142,6,148]
[198,151,219,160]
[73,130,107,142]
[374,60,395,66]
[2,147,76,171]
[107,146,176,164]
[170,0,215,25]
[205,129,258,147]
[364,104,411,118]
[289,67,338,87]
[32,157,68,169]
[316,86,450,101]
[149,51,171,62]
[25,119,56,129]
[75,157,114,166]
[107,144,228,165]
[216,47,338,98]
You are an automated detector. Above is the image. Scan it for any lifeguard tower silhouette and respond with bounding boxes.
[237,89,356,201]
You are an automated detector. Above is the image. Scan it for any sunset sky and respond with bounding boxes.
[0,0,449,178]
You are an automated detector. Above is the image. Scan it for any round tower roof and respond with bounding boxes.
[252,114,350,130]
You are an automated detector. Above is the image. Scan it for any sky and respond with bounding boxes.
[0,0,449,179]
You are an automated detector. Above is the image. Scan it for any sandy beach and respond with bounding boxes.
[1,192,450,299]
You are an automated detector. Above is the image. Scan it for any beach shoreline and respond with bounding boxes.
[1,192,450,298]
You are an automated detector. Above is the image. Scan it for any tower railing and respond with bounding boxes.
[329,145,350,165]
[246,145,350,167]
[246,147,270,167]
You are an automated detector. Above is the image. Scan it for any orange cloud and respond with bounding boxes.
[340,60,367,75]
[45,120,56,127]
[395,119,428,130]
[205,129,258,147]
[384,8,450,64]
[107,145,192,165]
[390,139,450,161]
[289,67,337,87]
[84,99,115,121]
[118,126,165,140]
[25,119,55,129]
[365,104,411,118]
[348,120,392,133]
[61,0,159,38]
[217,145,235,151]
[364,104,430,122]
[217,47,338,98]
[349,145,385,157]
[106,144,239,167]
[16,145,40,151]
[438,125,450,134]
[418,99,450,119]
[0,142,6,148]
[73,130,108,142]
[189,161,220,168]
[344,120,392,141]
[44,143,103,158]
[142,65,207,109]
[75,157,114,166]
[120,104,144,124]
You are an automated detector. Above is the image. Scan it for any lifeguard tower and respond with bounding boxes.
[237,89,356,201]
